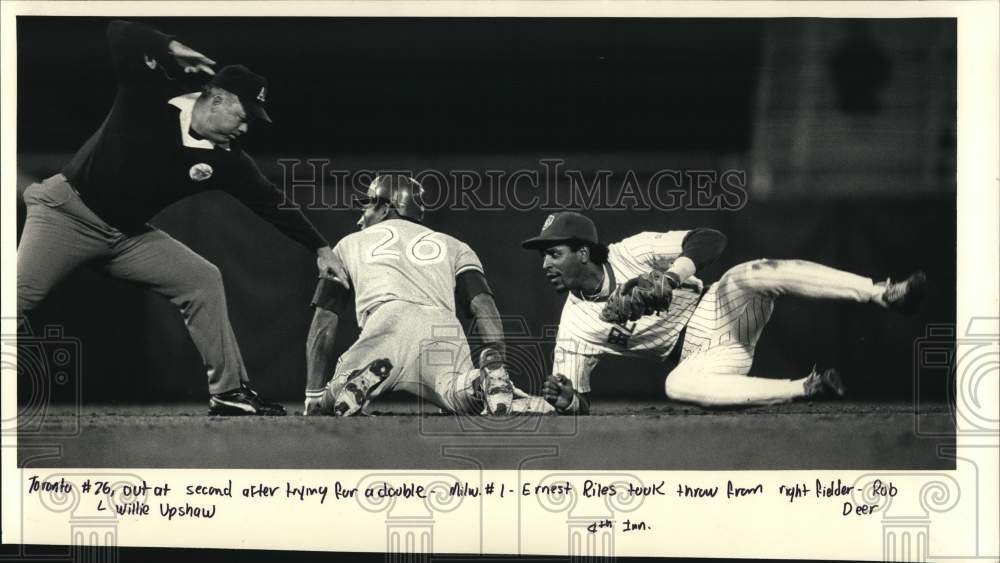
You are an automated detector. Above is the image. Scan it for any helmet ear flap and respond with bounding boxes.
[406,177,426,215]
[375,201,393,220]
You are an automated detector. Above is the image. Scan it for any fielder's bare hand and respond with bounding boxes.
[317,247,349,288]
[167,40,216,75]
[543,373,576,410]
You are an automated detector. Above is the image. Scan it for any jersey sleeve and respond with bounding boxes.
[106,20,177,81]
[226,152,330,251]
[615,231,689,271]
[552,339,601,394]
[452,240,485,276]
[330,239,354,286]
[311,277,352,313]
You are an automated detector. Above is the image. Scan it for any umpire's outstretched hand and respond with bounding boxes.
[167,40,216,75]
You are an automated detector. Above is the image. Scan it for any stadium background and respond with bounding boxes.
[16,17,956,404]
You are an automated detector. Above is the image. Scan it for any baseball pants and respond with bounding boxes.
[328,300,483,414]
[17,174,247,394]
[665,259,878,406]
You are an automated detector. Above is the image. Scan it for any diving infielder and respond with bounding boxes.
[304,175,547,416]
[524,212,925,414]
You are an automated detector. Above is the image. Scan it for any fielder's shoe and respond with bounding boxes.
[209,385,287,416]
[330,359,393,416]
[479,349,514,415]
[803,366,847,399]
[874,271,926,315]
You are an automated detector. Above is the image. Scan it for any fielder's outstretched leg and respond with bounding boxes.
[665,351,846,407]
[715,258,924,311]
[666,259,924,407]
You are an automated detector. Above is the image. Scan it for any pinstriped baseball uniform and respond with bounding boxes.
[331,218,486,412]
[554,233,879,405]
[553,231,705,393]
[664,258,876,405]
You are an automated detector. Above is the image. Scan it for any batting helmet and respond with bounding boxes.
[356,174,425,222]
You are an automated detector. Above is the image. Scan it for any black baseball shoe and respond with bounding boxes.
[803,366,847,399]
[875,271,927,315]
[209,384,287,416]
[240,383,286,412]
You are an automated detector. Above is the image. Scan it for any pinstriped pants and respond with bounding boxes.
[665,259,876,406]
[16,174,248,394]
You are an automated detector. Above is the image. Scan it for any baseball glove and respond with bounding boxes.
[599,270,679,325]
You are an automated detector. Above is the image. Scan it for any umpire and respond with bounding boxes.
[16,20,343,416]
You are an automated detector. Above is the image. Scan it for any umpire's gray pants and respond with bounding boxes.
[17,174,247,394]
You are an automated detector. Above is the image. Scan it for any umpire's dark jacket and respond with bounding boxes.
[62,20,328,249]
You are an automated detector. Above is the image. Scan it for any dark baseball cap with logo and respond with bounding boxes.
[209,64,272,124]
[521,211,599,249]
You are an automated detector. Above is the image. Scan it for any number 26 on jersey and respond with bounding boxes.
[364,225,447,265]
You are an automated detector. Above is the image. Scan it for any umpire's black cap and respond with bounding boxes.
[521,211,599,249]
[210,64,272,124]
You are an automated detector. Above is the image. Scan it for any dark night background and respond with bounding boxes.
[15,17,956,405]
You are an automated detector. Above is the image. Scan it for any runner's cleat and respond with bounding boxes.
[480,349,514,415]
[331,359,393,416]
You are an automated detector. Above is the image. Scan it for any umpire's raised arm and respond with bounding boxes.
[226,157,347,283]
[17,18,351,416]
[106,20,174,77]
[106,20,215,79]
[227,154,330,250]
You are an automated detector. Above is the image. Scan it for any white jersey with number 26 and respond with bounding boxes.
[333,219,484,327]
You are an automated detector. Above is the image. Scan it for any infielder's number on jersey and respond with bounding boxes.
[364,226,446,265]
[607,322,637,346]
